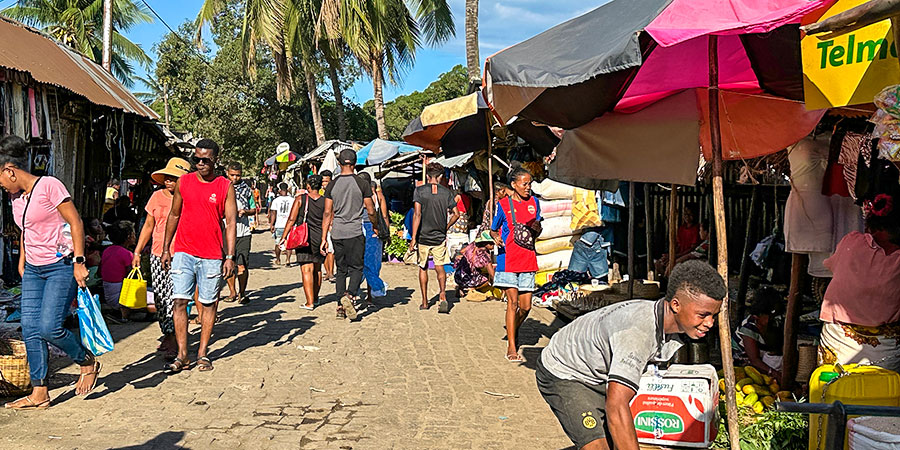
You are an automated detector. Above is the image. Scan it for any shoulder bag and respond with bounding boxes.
[508,196,535,251]
[285,195,310,249]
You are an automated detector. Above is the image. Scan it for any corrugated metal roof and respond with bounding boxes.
[0,17,158,119]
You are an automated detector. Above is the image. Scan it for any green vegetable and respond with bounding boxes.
[712,404,808,450]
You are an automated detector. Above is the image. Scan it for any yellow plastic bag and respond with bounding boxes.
[118,268,147,309]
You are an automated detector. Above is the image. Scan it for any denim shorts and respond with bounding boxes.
[494,271,536,292]
[170,252,222,304]
[568,231,610,278]
[273,228,285,242]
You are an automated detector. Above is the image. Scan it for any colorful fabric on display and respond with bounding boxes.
[570,188,602,231]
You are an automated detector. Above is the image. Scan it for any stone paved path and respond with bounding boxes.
[0,229,572,449]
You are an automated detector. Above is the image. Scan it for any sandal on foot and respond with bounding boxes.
[165,358,191,374]
[505,354,524,362]
[196,356,214,372]
[75,361,102,396]
[4,396,50,409]
[223,295,237,303]
[340,295,358,320]
[419,305,429,310]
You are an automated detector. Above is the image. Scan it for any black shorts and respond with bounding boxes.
[536,357,611,449]
[235,236,251,267]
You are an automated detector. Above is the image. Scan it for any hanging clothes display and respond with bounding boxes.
[784,135,833,252]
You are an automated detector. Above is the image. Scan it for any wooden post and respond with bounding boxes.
[782,253,808,389]
[645,184,653,280]
[628,181,635,298]
[667,185,677,276]
[709,35,740,450]
[736,184,760,324]
[422,154,427,183]
[485,112,494,219]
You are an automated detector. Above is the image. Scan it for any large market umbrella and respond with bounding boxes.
[402,92,491,157]
[356,139,422,165]
[483,1,833,445]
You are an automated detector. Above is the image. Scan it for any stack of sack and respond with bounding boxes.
[532,179,580,284]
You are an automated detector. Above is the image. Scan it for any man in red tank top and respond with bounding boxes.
[161,139,237,374]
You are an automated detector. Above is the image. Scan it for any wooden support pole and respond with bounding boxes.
[782,253,808,389]
[709,35,740,450]
[667,185,677,276]
[628,181,635,298]
[736,184,760,324]
[485,112,494,219]
[645,184,653,280]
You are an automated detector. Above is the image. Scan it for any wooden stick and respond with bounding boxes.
[782,253,808,389]
[736,184,760,324]
[709,35,740,450]
[667,185,677,276]
[645,184,653,280]
[486,112,494,219]
[628,181,635,298]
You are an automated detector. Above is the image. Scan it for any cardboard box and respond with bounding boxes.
[630,364,719,448]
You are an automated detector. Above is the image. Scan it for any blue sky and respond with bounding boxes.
[126,0,597,102]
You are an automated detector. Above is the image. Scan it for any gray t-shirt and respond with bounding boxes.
[233,180,253,238]
[323,174,369,240]
[540,299,683,392]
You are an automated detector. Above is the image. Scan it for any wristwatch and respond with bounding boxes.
[225,254,234,260]
[73,256,86,265]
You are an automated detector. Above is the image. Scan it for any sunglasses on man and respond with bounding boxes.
[191,156,214,166]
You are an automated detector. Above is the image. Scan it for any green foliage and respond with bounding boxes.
[712,408,808,450]
[363,64,468,139]
[385,212,408,259]
[2,0,153,86]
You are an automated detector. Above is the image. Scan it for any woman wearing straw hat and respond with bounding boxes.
[132,157,190,360]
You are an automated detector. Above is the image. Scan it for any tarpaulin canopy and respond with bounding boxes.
[484,0,833,185]
[484,0,832,129]
[356,139,422,165]
[402,92,490,157]
[264,150,300,166]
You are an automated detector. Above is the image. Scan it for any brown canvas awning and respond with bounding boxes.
[0,17,158,119]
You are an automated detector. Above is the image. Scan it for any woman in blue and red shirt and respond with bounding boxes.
[491,168,542,362]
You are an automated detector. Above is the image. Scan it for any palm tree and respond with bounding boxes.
[334,0,454,139]
[134,75,172,126]
[197,0,329,145]
[464,0,479,84]
[2,0,153,86]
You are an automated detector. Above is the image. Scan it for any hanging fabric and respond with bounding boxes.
[40,87,51,140]
[11,83,24,138]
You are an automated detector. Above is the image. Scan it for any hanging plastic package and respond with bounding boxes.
[76,287,114,356]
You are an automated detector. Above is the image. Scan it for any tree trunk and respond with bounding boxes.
[162,84,171,128]
[464,0,480,83]
[372,59,388,139]
[326,53,348,140]
[303,60,326,146]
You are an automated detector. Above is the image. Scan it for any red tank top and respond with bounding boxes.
[172,173,231,259]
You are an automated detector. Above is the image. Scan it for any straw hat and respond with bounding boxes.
[151,157,190,184]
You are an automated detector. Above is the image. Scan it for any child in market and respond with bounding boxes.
[101,220,136,323]
[733,286,785,380]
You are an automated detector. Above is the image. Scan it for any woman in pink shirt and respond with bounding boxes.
[819,193,900,371]
[0,135,100,409]
[132,158,188,360]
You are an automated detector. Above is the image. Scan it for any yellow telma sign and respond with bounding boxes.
[802,0,900,109]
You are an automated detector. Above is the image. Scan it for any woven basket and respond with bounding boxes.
[0,339,32,397]
[796,344,818,383]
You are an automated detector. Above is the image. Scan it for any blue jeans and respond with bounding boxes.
[21,258,91,386]
[170,252,223,305]
[363,222,385,296]
[568,230,610,278]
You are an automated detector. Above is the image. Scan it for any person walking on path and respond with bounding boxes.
[319,170,335,282]
[411,163,459,313]
[321,149,378,320]
[536,261,725,450]
[225,162,254,303]
[491,167,542,362]
[132,157,189,361]
[269,183,294,266]
[161,139,237,374]
[0,135,101,409]
[359,172,389,306]
[280,175,326,310]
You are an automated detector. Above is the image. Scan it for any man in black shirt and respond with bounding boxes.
[411,162,459,313]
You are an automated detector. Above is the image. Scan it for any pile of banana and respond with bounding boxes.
[716,366,792,414]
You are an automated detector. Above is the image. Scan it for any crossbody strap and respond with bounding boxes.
[303,194,309,223]
[21,176,42,242]
[507,196,517,226]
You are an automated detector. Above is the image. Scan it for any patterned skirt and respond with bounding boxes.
[818,321,900,372]
[150,254,175,335]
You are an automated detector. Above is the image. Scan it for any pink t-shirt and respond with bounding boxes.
[820,232,900,327]
[145,189,173,257]
[11,176,71,266]
[100,245,133,283]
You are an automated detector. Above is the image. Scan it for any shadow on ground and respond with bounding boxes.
[108,431,188,449]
